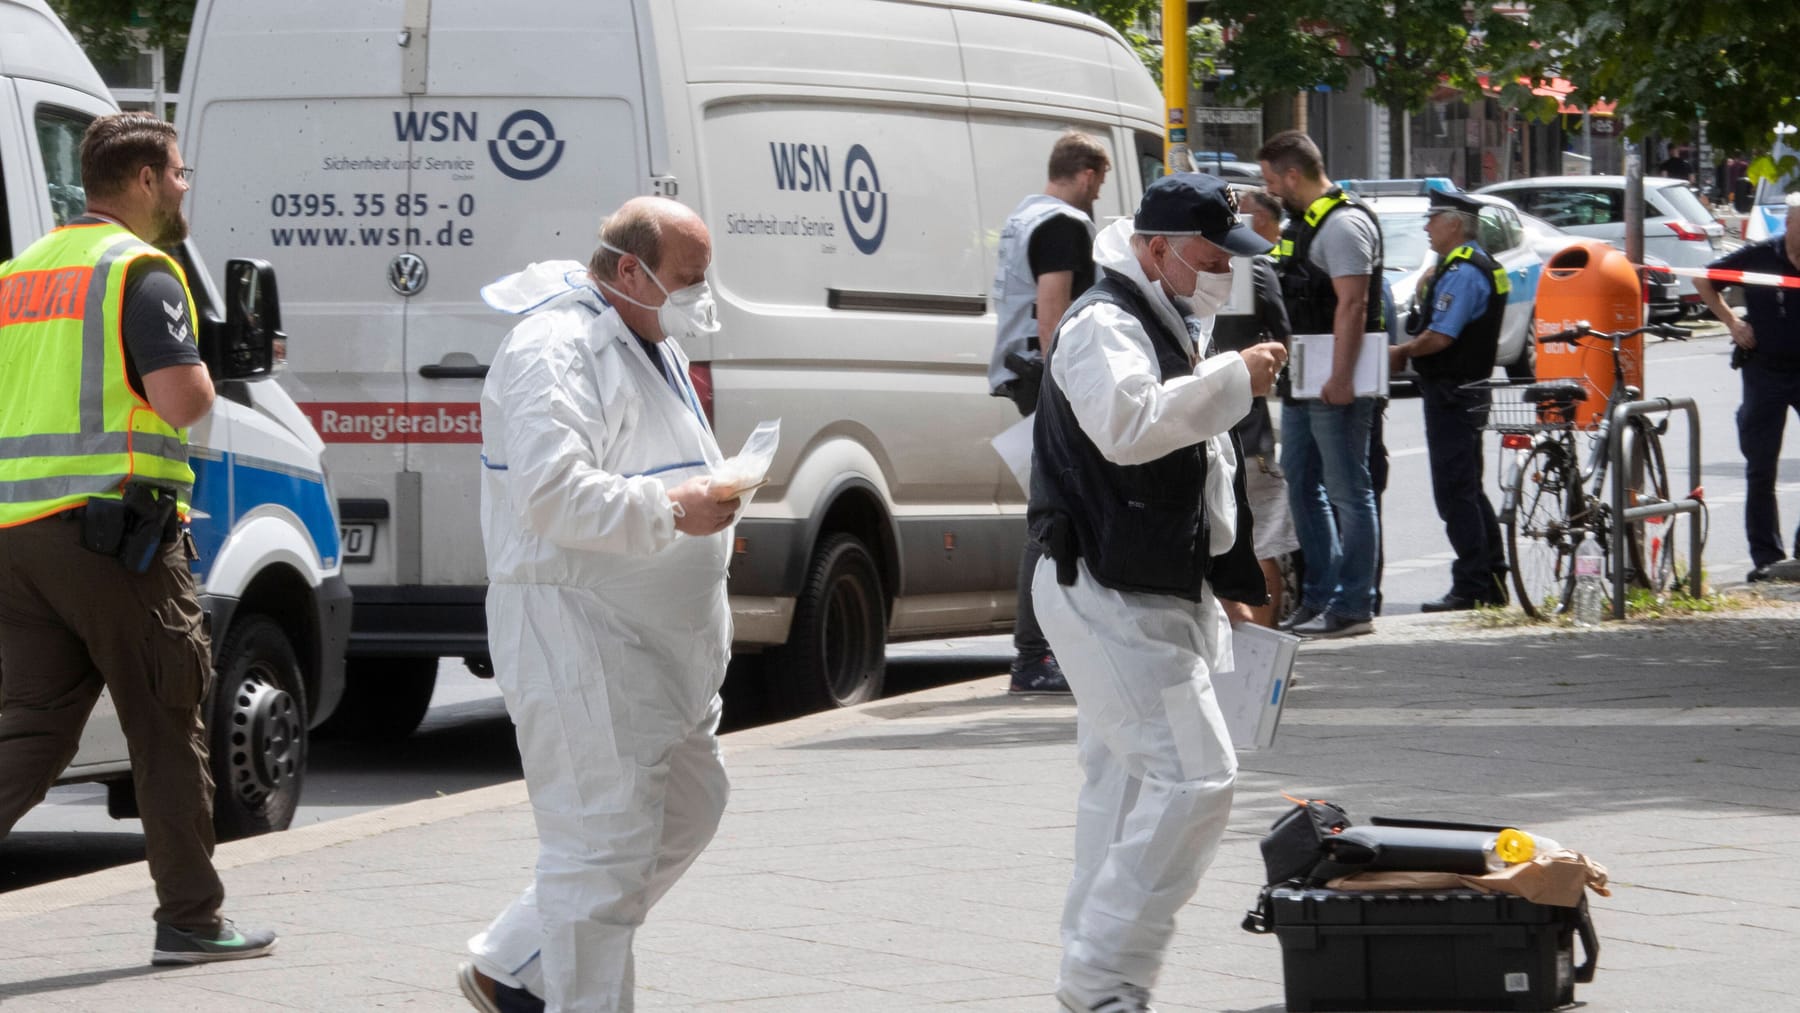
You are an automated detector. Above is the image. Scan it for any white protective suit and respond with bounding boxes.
[1033,219,1251,1000]
[467,262,732,1012]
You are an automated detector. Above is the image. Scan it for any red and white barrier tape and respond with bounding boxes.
[1665,266,1800,289]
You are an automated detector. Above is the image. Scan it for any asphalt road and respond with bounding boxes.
[2,319,1776,892]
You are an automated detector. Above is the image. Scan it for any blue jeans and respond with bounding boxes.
[1282,398,1380,621]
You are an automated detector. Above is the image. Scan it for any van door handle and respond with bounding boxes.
[418,352,489,379]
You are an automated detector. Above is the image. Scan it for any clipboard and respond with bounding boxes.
[1288,331,1389,399]
[1211,622,1300,750]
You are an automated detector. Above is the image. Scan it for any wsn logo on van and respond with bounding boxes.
[391,109,565,181]
[769,142,888,254]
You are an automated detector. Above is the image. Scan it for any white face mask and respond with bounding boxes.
[1162,240,1233,315]
[595,240,722,340]
[1188,267,1234,316]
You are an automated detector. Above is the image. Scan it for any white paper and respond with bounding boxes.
[991,412,1035,494]
[1211,622,1300,750]
[1289,331,1389,399]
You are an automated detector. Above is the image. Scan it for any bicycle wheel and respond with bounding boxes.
[1507,442,1579,617]
[1622,420,1678,596]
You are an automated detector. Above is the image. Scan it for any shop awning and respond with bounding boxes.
[1478,74,1616,116]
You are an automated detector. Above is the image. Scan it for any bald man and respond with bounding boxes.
[460,197,739,1013]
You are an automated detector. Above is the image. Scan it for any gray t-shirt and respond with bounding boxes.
[70,216,201,396]
[1308,205,1379,279]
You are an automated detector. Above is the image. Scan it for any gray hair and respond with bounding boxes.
[1441,209,1480,240]
[589,205,665,282]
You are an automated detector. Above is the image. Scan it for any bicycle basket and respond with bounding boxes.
[1463,378,1595,433]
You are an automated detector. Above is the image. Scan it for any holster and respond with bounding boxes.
[80,482,179,574]
[1040,512,1079,587]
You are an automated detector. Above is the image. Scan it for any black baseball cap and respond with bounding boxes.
[1133,172,1270,256]
[1427,188,1485,216]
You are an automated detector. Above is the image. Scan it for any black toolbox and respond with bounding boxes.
[1260,886,1597,1011]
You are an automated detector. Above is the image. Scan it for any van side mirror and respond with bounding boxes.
[219,258,283,379]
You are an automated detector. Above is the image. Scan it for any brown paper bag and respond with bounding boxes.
[1326,850,1611,907]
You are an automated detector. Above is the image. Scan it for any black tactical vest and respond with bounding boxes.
[1028,269,1264,604]
[1275,188,1386,335]
[1413,242,1508,382]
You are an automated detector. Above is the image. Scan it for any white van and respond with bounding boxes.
[177,0,1165,725]
[0,0,350,837]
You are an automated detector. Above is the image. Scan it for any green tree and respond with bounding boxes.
[1505,1,1800,183]
[1208,0,1538,176]
[1040,0,1225,88]
[49,0,193,64]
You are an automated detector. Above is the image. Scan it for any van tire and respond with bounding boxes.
[768,533,886,713]
[316,657,438,741]
[209,615,307,840]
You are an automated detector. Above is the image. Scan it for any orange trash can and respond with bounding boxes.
[1533,239,1644,428]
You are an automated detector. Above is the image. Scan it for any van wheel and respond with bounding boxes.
[209,615,307,840]
[316,657,438,741]
[768,533,886,714]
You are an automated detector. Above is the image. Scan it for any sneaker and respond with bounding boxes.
[1056,982,1155,1012]
[150,918,277,965]
[1009,654,1071,695]
[1277,604,1321,633]
[1291,612,1373,639]
[458,962,546,1013]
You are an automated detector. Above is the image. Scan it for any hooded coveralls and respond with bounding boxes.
[467,263,731,1012]
[1032,220,1250,998]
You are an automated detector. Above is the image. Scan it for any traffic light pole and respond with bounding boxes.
[1163,0,1192,173]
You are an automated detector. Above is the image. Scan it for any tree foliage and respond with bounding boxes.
[1040,0,1225,88]
[48,0,193,65]
[1208,0,1534,116]
[1503,0,1800,163]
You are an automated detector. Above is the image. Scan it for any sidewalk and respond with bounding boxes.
[5,600,1800,1011]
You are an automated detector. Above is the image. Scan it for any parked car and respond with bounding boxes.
[1195,158,1264,182]
[1342,181,1543,381]
[1475,175,1725,314]
[1516,210,1682,324]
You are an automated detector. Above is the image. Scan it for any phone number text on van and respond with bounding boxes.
[269,192,476,218]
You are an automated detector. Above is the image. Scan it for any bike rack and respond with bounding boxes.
[1607,396,1704,618]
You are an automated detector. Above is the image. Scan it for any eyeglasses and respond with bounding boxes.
[165,165,195,183]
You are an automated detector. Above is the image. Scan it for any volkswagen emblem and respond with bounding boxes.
[388,253,428,296]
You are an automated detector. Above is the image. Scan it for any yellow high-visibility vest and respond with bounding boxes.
[0,222,199,527]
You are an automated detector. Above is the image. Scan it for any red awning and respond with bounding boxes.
[1479,74,1615,116]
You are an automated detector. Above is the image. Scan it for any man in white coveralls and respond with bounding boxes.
[1029,173,1286,1013]
[457,197,740,1013]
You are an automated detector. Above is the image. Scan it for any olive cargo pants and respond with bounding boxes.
[0,511,225,932]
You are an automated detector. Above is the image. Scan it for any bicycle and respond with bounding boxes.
[1468,321,1689,618]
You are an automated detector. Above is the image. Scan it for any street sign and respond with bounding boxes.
[1190,107,1262,125]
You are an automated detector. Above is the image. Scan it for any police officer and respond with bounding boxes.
[1257,130,1384,638]
[1694,193,1800,582]
[1390,189,1509,610]
[0,114,277,966]
[988,131,1110,694]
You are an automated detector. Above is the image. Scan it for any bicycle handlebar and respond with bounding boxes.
[1535,321,1691,345]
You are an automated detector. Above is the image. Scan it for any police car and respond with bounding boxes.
[1343,179,1543,381]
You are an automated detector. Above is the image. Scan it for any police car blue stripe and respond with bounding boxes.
[187,451,339,582]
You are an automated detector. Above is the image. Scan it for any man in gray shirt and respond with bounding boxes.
[1257,130,1382,638]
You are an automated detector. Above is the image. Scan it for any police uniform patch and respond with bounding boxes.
[1436,291,1454,313]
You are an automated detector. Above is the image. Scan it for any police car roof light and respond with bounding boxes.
[1338,177,1459,197]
